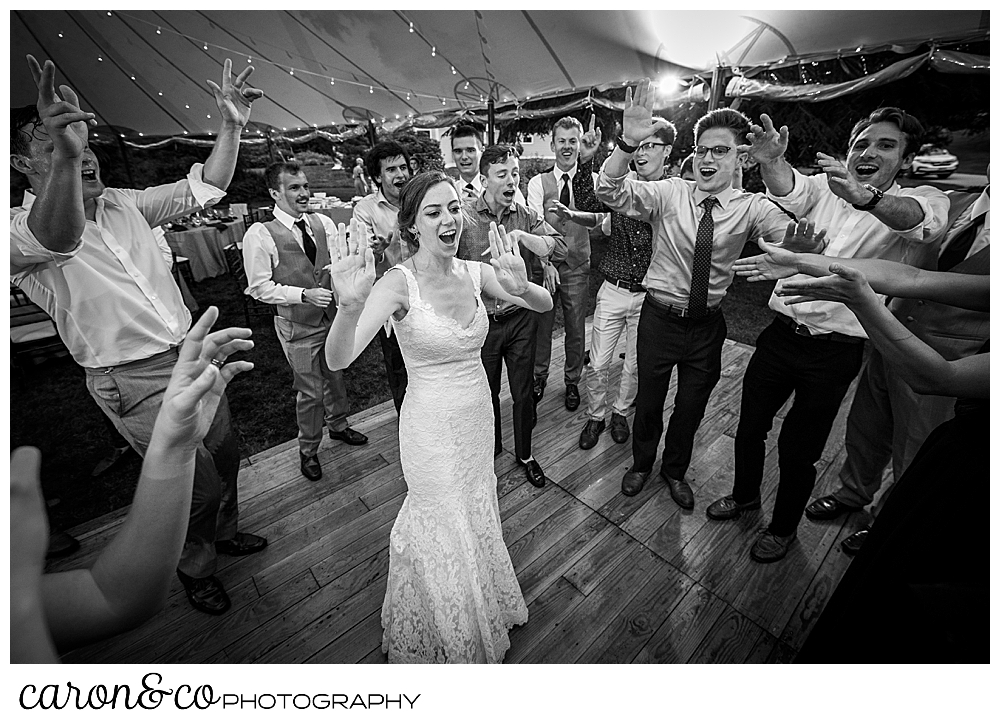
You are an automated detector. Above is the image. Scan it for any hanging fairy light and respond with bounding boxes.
[58,32,64,37]
[369,86,374,93]
[97,56,104,61]
[156,27,162,35]
[431,46,436,57]
[409,21,414,32]
[330,78,335,85]
[289,69,294,76]
[451,65,456,74]
[203,43,208,50]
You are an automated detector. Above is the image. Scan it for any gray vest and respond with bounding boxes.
[540,169,590,270]
[264,215,333,327]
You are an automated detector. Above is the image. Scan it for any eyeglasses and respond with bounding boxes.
[693,145,734,160]
[636,142,667,153]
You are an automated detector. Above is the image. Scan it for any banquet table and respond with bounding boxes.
[310,207,355,225]
[165,220,246,281]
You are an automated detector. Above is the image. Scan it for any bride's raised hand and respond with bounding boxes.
[327,218,375,308]
[488,221,529,296]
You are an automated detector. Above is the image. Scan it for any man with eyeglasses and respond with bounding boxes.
[705,108,949,564]
[596,79,824,513]
[550,114,675,450]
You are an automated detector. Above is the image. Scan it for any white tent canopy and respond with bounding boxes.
[11,10,989,137]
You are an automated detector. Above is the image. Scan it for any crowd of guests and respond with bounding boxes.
[11,55,987,663]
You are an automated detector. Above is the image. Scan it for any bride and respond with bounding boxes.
[325,172,553,663]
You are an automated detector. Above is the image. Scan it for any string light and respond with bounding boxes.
[441,97,446,105]
[451,65,456,74]
[97,56,103,61]
[409,21,414,32]
[247,57,252,63]
[107,11,112,16]
[206,114,211,119]
[431,46,436,57]
[138,132,144,137]
[58,32,64,37]
[157,91,163,96]
[464,82,470,89]
[130,75,136,81]
[369,86,374,93]
[406,92,411,100]
[185,104,190,109]
[289,69,294,76]
[203,43,208,50]
[183,131,188,135]
[330,78,335,85]
[156,27,161,35]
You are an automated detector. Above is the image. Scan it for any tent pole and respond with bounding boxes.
[488,98,496,145]
[708,65,727,110]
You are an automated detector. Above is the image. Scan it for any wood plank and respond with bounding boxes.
[305,609,384,664]
[507,497,595,572]
[515,514,614,604]
[633,583,729,664]
[687,606,770,664]
[562,527,641,596]
[505,577,586,664]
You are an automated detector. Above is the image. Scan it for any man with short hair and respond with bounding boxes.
[706,106,949,563]
[450,123,526,205]
[596,80,823,514]
[10,56,267,616]
[562,114,675,449]
[527,116,604,412]
[353,141,412,412]
[242,162,368,483]
[457,144,565,487]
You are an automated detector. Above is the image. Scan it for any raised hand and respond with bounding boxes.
[207,59,263,128]
[27,55,95,159]
[776,217,828,254]
[738,114,788,165]
[622,79,671,147]
[816,152,870,205]
[579,113,603,164]
[775,263,879,309]
[546,200,572,222]
[327,218,376,308]
[156,306,254,452]
[488,222,529,296]
[733,239,802,282]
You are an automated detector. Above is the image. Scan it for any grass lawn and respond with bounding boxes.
[12,236,774,531]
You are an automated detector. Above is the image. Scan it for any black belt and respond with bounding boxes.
[487,305,525,323]
[774,313,865,345]
[604,275,645,294]
[644,291,721,318]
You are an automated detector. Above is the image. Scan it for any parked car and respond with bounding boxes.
[909,145,959,178]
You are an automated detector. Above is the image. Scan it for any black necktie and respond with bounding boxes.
[294,218,317,265]
[688,197,718,317]
[464,182,477,200]
[937,212,985,271]
[559,173,571,207]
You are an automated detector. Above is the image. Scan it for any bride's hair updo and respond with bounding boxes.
[397,171,462,253]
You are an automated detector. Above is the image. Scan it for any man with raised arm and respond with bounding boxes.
[352,140,412,413]
[10,56,267,616]
[596,79,824,514]
[704,108,949,563]
[242,161,368,483]
[458,144,565,487]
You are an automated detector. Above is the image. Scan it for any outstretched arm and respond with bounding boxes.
[32,307,254,653]
[325,220,407,371]
[603,80,672,179]
[20,56,96,252]
[202,59,263,191]
[740,114,795,198]
[776,265,988,398]
[815,153,924,231]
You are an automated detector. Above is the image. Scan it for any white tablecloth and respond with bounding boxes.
[165,220,246,281]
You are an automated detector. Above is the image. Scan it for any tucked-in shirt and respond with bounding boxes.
[528,163,581,214]
[574,157,652,285]
[10,164,224,368]
[767,169,949,337]
[457,197,563,315]
[457,174,526,206]
[352,187,407,277]
[242,205,339,305]
[596,163,795,309]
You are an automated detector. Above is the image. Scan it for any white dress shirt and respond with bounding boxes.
[10,164,224,368]
[242,206,340,305]
[767,169,950,337]
[939,189,990,260]
[527,163,578,216]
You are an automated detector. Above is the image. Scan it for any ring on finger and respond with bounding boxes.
[210,358,225,369]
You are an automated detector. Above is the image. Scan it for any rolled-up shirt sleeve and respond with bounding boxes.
[765,168,824,219]
[126,163,228,230]
[895,187,950,243]
[595,160,664,222]
[241,223,305,305]
[527,207,566,263]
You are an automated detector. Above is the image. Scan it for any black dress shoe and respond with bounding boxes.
[177,570,231,615]
[216,532,268,556]
[532,377,546,404]
[329,427,369,446]
[841,527,869,556]
[579,419,605,450]
[609,413,630,444]
[804,494,862,521]
[300,453,322,481]
[661,472,694,510]
[518,458,546,488]
[46,530,81,559]
[621,468,650,496]
[565,383,580,411]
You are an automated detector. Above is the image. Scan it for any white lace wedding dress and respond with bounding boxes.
[381,260,528,663]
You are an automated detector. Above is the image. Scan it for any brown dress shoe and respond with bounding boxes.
[177,571,231,615]
[621,468,650,497]
[661,473,694,510]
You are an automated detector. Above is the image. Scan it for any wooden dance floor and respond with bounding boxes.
[57,322,874,664]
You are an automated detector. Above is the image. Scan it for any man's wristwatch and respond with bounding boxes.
[615,136,639,154]
[301,289,307,303]
[852,184,884,211]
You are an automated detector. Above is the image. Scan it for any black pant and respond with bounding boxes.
[733,318,865,536]
[378,326,407,414]
[632,297,727,478]
[481,307,537,460]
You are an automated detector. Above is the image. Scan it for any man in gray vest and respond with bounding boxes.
[243,161,368,482]
[527,116,604,412]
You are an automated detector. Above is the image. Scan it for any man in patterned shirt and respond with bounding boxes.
[551,114,676,449]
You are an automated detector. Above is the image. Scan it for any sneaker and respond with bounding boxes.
[609,413,630,443]
[578,419,605,449]
[750,528,797,563]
